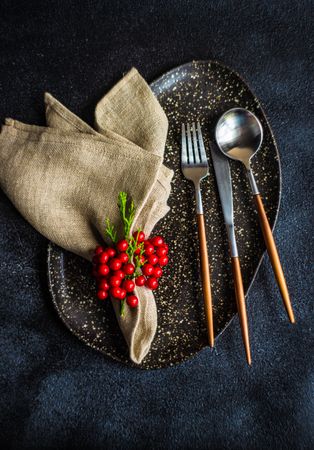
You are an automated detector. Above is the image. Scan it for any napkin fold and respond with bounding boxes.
[0,68,173,363]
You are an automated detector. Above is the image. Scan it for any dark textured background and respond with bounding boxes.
[0,1,313,448]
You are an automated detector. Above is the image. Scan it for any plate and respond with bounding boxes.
[48,61,281,369]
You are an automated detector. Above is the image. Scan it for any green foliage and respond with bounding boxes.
[134,241,146,269]
[118,191,135,238]
[103,192,145,317]
[105,218,117,243]
[126,235,137,261]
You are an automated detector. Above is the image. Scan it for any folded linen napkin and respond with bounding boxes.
[0,68,173,364]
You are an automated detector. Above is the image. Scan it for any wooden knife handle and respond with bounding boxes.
[197,214,214,347]
[254,194,295,323]
[231,257,251,365]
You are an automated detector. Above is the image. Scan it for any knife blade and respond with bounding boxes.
[210,141,238,257]
[210,139,251,364]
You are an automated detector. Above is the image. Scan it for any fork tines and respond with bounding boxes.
[181,122,208,167]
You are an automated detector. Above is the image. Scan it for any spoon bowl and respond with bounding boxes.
[215,108,263,170]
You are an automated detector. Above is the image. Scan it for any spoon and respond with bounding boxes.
[215,107,295,324]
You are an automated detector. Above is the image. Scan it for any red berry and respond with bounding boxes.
[144,244,155,256]
[109,276,121,287]
[123,279,135,292]
[123,263,135,275]
[127,295,139,308]
[156,247,167,257]
[151,236,164,247]
[162,244,169,253]
[94,245,104,255]
[148,254,159,265]
[106,247,116,258]
[99,252,109,264]
[135,275,145,286]
[115,269,125,280]
[119,288,127,299]
[109,258,122,271]
[142,263,154,276]
[98,279,110,291]
[98,264,110,276]
[134,247,141,255]
[110,287,122,298]
[133,230,145,243]
[97,290,108,300]
[153,266,163,278]
[118,252,129,263]
[159,256,169,267]
[146,277,158,290]
[116,239,128,252]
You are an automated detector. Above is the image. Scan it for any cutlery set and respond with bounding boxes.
[181,108,295,365]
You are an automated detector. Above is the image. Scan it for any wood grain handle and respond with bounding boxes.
[197,214,214,347]
[254,194,295,323]
[231,257,251,365]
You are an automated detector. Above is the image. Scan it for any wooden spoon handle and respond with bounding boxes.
[231,257,251,365]
[197,214,214,347]
[254,194,295,323]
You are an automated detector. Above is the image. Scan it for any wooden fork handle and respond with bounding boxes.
[197,214,214,347]
[254,194,295,323]
[231,257,251,365]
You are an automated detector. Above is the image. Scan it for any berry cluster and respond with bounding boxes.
[91,191,168,317]
[92,232,168,315]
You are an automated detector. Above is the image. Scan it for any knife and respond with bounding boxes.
[210,141,252,365]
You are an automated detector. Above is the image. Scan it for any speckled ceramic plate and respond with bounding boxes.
[48,61,281,369]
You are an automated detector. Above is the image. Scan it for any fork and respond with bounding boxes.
[181,122,214,347]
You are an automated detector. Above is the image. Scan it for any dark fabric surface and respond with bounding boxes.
[0,0,313,448]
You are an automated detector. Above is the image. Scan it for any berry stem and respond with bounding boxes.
[126,236,137,262]
[120,298,126,317]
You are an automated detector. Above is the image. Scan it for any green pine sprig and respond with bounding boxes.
[126,235,137,261]
[103,192,145,318]
[118,191,135,238]
[134,241,146,269]
[105,218,117,243]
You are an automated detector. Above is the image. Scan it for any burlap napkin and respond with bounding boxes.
[0,68,173,364]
